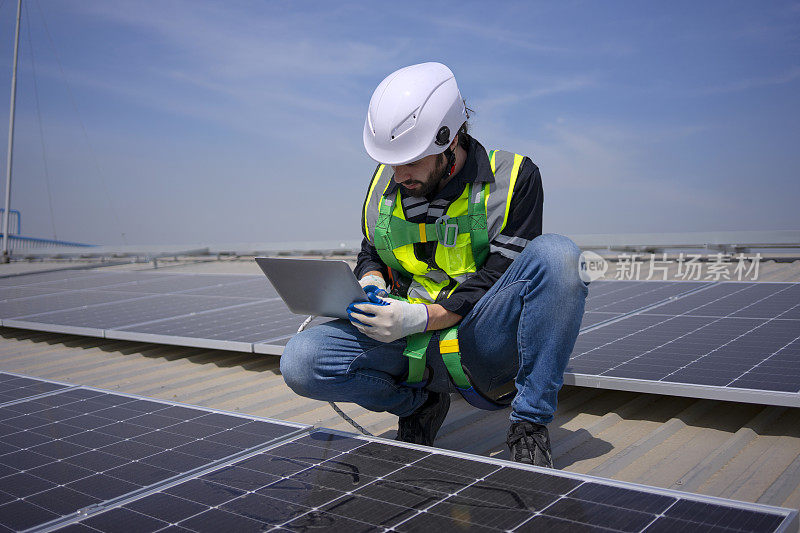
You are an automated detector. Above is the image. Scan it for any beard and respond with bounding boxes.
[402,152,449,198]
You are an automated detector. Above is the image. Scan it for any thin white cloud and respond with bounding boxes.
[473,74,598,111]
[54,1,397,124]
[476,116,734,215]
[699,66,800,95]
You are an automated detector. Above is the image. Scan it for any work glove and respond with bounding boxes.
[347,295,428,344]
[358,274,387,296]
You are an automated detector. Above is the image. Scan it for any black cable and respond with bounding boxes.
[296,316,373,436]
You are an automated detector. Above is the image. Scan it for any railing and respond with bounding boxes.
[0,234,95,251]
[0,208,20,235]
[570,230,800,253]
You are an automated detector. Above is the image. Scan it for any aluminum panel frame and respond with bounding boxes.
[104,330,254,353]
[2,319,105,338]
[565,372,800,408]
[252,343,285,355]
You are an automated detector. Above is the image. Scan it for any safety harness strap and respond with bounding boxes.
[438,327,470,389]
[440,327,514,411]
[468,183,489,268]
[403,331,433,385]
[374,197,406,274]
[400,323,513,410]
[373,182,490,275]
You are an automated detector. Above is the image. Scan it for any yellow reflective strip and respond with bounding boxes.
[500,154,524,232]
[439,339,460,353]
[419,223,426,242]
[489,150,497,173]
[363,165,385,240]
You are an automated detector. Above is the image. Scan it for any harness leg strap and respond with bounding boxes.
[402,331,434,387]
[439,327,512,411]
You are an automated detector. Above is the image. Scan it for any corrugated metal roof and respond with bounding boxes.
[1,257,799,516]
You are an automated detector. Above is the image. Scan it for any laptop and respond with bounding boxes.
[255,258,368,320]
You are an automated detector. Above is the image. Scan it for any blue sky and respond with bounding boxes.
[0,0,798,245]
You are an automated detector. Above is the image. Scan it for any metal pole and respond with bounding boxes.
[2,0,23,263]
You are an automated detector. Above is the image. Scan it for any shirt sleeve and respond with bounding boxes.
[354,237,388,280]
[439,158,544,317]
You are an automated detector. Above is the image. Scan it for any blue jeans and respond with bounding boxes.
[280,233,588,425]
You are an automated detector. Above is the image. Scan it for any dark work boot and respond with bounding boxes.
[396,391,451,446]
[506,421,554,468]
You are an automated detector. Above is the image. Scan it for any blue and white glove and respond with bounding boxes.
[358,274,387,295]
[348,295,429,343]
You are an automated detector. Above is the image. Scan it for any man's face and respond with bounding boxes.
[392,152,448,198]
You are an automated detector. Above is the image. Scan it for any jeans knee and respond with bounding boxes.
[524,234,585,293]
[280,331,317,397]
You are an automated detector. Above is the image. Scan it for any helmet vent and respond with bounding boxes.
[390,108,420,141]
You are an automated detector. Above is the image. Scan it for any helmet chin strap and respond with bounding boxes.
[444,146,457,178]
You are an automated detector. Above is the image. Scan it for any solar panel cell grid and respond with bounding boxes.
[571,283,800,396]
[101,274,253,295]
[0,290,154,320]
[642,283,798,319]
[25,272,174,291]
[112,300,291,344]
[182,277,278,299]
[0,286,70,301]
[0,373,69,405]
[0,390,300,532]
[580,311,625,329]
[0,270,95,287]
[12,294,252,329]
[61,430,793,533]
[580,281,710,331]
[585,281,708,314]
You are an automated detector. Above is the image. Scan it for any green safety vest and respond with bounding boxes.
[362,148,526,409]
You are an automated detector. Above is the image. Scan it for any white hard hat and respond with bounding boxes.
[363,62,467,166]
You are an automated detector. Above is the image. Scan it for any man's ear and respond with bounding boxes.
[449,134,459,151]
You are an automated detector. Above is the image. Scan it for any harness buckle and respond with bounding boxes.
[435,215,459,247]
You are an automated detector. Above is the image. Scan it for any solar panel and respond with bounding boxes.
[182,277,278,299]
[0,286,72,301]
[0,290,150,320]
[15,272,176,291]
[585,281,709,314]
[252,316,335,354]
[101,274,257,295]
[580,280,710,330]
[107,299,302,352]
[0,388,306,532]
[3,270,798,408]
[0,270,310,352]
[568,282,800,406]
[0,373,795,532]
[6,294,255,330]
[641,282,800,320]
[62,430,798,532]
[0,372,70,405]
[0,270,97,287]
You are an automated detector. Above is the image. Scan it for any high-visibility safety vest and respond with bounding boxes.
[362,148,525,410]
